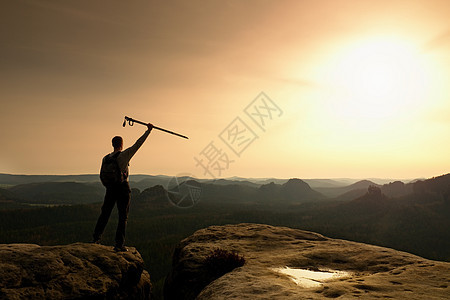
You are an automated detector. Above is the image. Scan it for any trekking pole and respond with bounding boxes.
[122,116,189,139]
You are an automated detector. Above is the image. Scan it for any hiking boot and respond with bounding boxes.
[93,234,101,244]
[114,246,128,252]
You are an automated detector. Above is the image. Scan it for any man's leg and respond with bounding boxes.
[115,183,131,249]
[93,188,116,243]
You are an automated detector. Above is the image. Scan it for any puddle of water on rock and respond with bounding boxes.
[272,267,350,288]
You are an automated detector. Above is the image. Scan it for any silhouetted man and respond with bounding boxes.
[93,123,153,252]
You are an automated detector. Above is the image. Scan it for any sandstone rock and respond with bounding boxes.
[0,243,151,299]
[165,223,449,299]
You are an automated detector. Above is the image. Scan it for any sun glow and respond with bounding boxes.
[323,37,431,129]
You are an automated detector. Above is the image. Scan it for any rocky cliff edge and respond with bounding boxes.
[0,243,151,299]
[165,223,449,299]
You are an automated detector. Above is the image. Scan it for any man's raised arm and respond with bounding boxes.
[121,123,153,161]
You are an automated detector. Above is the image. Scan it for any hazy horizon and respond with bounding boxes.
[0,171,426,184]
[1,1,449,179]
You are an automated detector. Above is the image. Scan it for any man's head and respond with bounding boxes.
[112,136,123,151]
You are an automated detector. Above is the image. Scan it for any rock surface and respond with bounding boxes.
[165,223,449,299]
[0,243,151,299]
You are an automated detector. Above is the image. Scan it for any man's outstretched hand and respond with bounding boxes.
[147,123,154,131]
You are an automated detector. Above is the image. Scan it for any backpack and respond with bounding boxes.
[100,152,126,187]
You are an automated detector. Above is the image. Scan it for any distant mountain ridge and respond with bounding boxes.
[9,182,105,205]
[0,173,447,207]
[0,173,409,189]
[259,178,324,202]
[315,179,379,198]
[0,173,101,185]
[413,173,450,195]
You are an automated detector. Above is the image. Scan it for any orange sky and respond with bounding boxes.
[1,0,449,179]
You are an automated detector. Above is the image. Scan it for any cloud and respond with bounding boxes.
[422,30,450,52]
[273,77,319,89]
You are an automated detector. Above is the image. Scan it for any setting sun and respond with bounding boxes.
[323,37,430,127]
